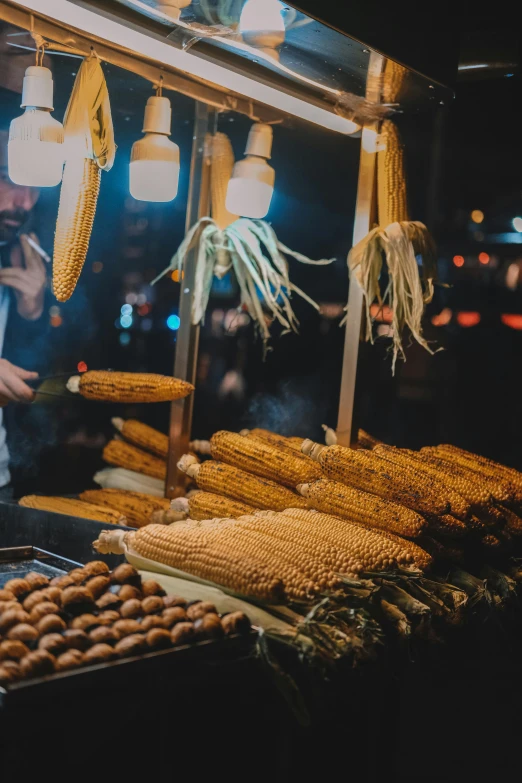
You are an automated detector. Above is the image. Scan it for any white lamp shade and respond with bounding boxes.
[240,0,285,35]
[130,159,180,202]
[8,108,64,187]
[130,132,180,203]
[226,153,275,219]
[226,176,274,219]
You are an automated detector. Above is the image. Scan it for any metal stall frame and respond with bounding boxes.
[0,0,382,493]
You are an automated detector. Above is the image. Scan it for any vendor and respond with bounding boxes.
[0,129,47,494]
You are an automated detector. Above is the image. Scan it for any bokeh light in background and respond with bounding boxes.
[431,307,453,326]
[120,314,133,329]
[513,217,522,233]
[457,311,481,327]
[453,255,465,267]
[167,314,181,331]
[471,209,484,224]
[478,252,490,265]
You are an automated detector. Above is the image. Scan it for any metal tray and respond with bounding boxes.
[0,546,257,708]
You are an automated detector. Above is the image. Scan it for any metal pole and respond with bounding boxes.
[166,103,214,497]
[336,52,384,448]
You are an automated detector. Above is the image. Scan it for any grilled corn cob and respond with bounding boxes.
[79,489,170,529]
[276,508,432,572]
[112,418,169,459]
[67,371,193,403]
[298,478,427,538]
[177,454,307,511]
[127,523,286,602]
[19,495,125,525]
[210,430,321,488]
[93,467,165,497]
[374,445,495,515]
[425,445,522,505]
[103,439,167,481]
[305,442,450,519]
[53,158,100,302]
[241,428,304,454]
[357,429,382,449]
[188,491,255,521]
[420,447,515,505]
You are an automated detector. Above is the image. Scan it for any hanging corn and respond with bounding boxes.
[153,130,332,350]
[345,60,440,371]
[53,54,115,302]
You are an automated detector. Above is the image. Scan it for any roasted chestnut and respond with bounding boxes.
[0,640,29,661]
[170,622,195,647]
[36,614,66,636]
[110,564,141,588]
[3,578,30,599]
[29,602,60,625]
[112,619,141,639]
[0,609,31,633]
[140,615,166,632]
[70,614,99,632]
[221,612,251,636]
[7,623,39,643]
[163,595,187,609]
[62,629,91,652]
[24,572,50,592]
[116,585,142,602]
[84,575,110,599]
[83,643,117,665]
[186,602,217,622]
[83,561,110,577]
[193,613,224,640]
[61,586,94,615]
[162,607,187,629]
[120,599,143,619]
[146,628,171,650]
[96,610,121,626]
[141,580,166,598]
[19,650,55,678]
[141,596,164,616]
[49,575,75,589]
[96,592,122,610]
[68,568,87,585]
[55,649,84,672]
[114,634,146,658]
[89,626,119,646]
[38,633,67,656]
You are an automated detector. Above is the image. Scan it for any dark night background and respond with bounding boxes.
[0,6,521,495]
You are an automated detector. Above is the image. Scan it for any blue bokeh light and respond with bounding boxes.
[167,314,181,331]
[120,314,133,329]
[121,303,133,316]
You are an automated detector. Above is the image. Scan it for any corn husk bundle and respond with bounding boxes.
[53,55,115,302]
[344,61,439,372]
[153,131,332,349]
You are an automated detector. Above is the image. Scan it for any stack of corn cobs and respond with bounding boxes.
[94,427,522,642]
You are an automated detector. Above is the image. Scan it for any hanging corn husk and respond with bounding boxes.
[53,54,115,302]
[345,60,439,372]
[154,131,332,348]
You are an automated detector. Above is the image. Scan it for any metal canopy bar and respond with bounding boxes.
[0,0,279,122]
[165,102,213,498]
[3,0,361,134]
[336,51,384,447]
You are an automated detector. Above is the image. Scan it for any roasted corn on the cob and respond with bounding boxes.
[241,428,304,455]
[67,371,194,403]
[126,523,285,602]
[210,430,321,488]
[298,477,427,538]
[177,454,308,511]
[103,439,167,481]
[188,491,255,521]
[112,418,169,459]
[79,489,170,528]
[19,495,125,525]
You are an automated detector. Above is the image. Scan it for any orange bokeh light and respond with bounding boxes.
[431,307,453,327]
[370,304,393,323]
[171,269,185,283]
[501,314,522,331]
[453,255,465,267]
[77,361,88,373]
[478,252,490,265]
[50,315,62,328]
[457,311,481,327]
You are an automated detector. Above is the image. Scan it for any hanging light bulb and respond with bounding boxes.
[240,0,285,58]
[130,91,180,202]
[8,65,64,187]
[226,123,275,219]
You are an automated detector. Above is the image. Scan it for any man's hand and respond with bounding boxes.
[0,233,46,320]
[0,358,37,406]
